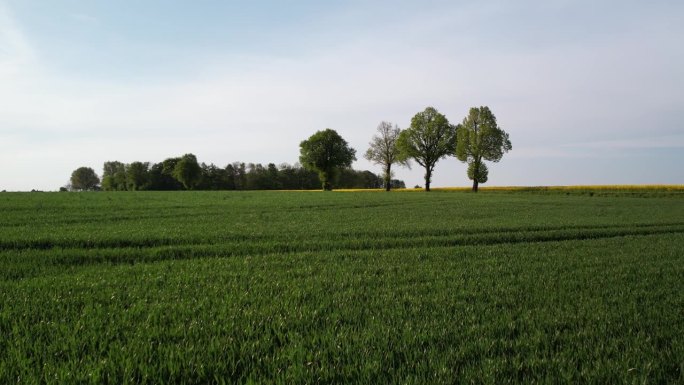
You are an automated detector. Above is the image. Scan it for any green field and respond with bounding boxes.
[1,190,683,384]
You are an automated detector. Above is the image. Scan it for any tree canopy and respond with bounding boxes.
[172,154,202,190]
[365,121,409,191]
[92,157,390,192]
[126,162,150,191]
[62,105,513,192]
[397,107,457,191]
[299,129,357,191]
[101,161,126,191]
[70,167,100,191]
[456,106,512,192]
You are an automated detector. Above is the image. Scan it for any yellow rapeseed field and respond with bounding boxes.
[328,185,684,192]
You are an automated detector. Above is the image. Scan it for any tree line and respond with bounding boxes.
[69,106,510,192]
[68,156,405,192]
[298,106,511,192]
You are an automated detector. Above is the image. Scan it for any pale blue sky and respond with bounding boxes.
[1,0,682,190]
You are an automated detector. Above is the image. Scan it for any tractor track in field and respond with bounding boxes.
[2,223,683,276]
[1,221,683,251]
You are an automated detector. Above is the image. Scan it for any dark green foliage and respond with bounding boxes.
[299,129,357,190]
[69,167,100,191]
[150,157,185,190]
[336,169,383,189]
[456,106,512,192]
[197,163,235,190]
[390,179,406,189]
[467,161,488,184]
[275,163,320,190]
[101,161,127,191]
[126,161,150,191]
[397,107,457,191]
[0,191,683,384]
[172,154,202,190]
[227,162,248,190]
[244,163,280,190]
[96,157,391,192]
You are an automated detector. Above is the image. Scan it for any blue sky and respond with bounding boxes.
[1,0,682,191]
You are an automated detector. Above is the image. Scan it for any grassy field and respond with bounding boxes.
[1,189,683,384]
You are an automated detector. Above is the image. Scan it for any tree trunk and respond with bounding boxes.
[321,172,332,191]
[472,179,479,192]
[425,168,431,192]
[384,164,391,191]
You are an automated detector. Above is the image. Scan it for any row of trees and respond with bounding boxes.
[299,106,511,191]
[68,156,405,191]
[69,105,510,192]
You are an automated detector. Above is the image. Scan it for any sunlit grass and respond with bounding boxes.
[1,191,683,383]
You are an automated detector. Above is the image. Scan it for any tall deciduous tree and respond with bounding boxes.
[101,161,127,191]
[299,129,356,191]
[126,161,150,191]
[397,107,456,191]
[456,106,512,192]
[70,167,100,191]
[365,121,408,191]
[173,154,202,190]
[145,157,183,190]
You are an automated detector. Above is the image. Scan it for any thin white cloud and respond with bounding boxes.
[0,1,682,190]
[70,13,99,24]
[507,134,684,163]
[563,135,684,150]
[0,2,35,73]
